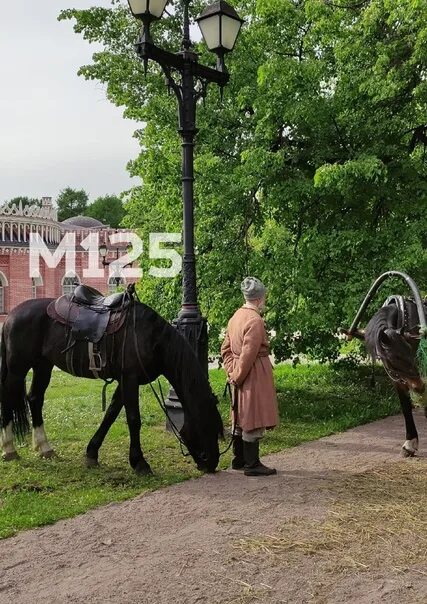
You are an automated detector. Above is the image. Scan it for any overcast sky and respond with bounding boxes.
[0,1,141,204]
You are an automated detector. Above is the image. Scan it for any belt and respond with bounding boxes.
[232,350,270,359]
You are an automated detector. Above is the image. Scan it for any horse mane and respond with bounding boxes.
[365,304,418,380]
[161,323,223,436]
[135,302,223,437]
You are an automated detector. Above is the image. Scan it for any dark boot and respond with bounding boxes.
[231,435,245,470]
[243,440,277,476]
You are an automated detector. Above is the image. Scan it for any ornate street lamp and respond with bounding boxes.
[128,0,243,428]
[99,239,133,289]
[128,0,168,20]
[99,243,108,259]
[196,1,244,72]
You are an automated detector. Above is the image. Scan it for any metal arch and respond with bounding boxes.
[348,271,427,337]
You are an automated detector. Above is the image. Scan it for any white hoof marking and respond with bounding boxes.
[33,425,54,456]
[1,421,17,458]
[402,438,419,457]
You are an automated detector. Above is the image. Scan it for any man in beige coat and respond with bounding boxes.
[221,277,279,476]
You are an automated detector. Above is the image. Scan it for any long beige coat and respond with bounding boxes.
[221,306,279,433]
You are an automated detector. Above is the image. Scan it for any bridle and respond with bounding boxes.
[377,345,420,387]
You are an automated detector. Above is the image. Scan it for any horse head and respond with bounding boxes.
[179,393,223,473]
[378,328,424,391]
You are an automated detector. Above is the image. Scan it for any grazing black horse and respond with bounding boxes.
[347,297,427,457]
[0,293,223,474]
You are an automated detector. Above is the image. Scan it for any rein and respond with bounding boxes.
[153,377,191,457]
[152,378,235,458]
[380,361,408,385]
[128,301,234,459]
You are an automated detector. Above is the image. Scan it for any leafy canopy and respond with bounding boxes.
[85,194,125,227]
[56,187,89,222]
[60,0,427,360]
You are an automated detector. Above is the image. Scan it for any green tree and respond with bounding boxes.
[61,0,427,360]
[56,187,89,222]
[85,194,125,227]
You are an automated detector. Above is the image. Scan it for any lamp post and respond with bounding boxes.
[128,0,243,429]
[99,241,133,289]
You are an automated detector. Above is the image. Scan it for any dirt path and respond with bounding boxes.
[0,411,426,604]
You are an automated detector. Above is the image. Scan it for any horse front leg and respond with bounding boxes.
[27,361,54,459]
[123,375,153,476]
[85,384,123,468]
[396,383,419,457]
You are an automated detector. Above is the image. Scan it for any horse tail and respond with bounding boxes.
[0,331,7,430]
[0,327,29,440]
[0,330,7,390]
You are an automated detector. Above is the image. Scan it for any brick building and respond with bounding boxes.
[0,197,137,324]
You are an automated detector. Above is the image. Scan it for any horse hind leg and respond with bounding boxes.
[1,371,28,461]
[27,362,54,459]
[1,421,19,461]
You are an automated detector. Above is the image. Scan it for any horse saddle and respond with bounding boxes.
[47,284,134,376]
[48,284,132,343]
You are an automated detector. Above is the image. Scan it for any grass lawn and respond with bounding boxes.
[0,364,399,539]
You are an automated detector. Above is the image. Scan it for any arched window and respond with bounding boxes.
[32,275,43,299]
[108,276,125,294]
[62,273,80,295]
[0,272,9,314]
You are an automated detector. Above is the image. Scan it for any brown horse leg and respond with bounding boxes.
[396,383,419,456]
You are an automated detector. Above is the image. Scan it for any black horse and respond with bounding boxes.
[0,295,223,474]
[351,299,427,457]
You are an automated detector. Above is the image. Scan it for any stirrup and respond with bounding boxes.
[88,342,103,373]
